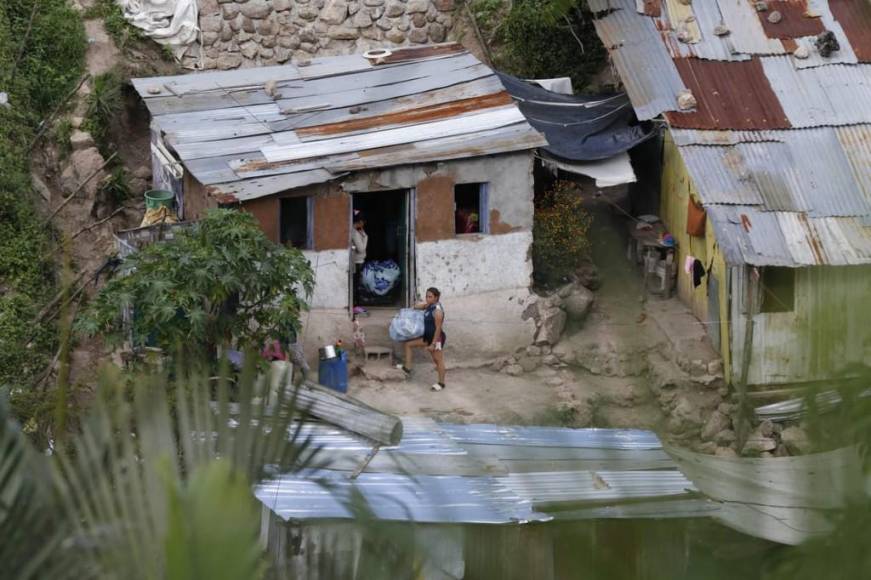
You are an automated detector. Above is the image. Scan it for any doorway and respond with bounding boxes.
[351,189,414,308]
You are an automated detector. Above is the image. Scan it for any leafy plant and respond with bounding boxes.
[53,118,73,159]
[533,180,592,287]
[77,209,316,360]
[99,165,132,204]
[83,69,125,157]
[502,0,607,91]
[0,360,321,579]
[0,0,84,431]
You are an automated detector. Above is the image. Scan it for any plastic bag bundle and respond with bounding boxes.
[362,260,401,296]
[389,308,424,342]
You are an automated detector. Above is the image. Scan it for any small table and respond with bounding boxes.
[627,223,678,297]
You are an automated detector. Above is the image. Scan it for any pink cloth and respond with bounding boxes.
[684,255,695,274]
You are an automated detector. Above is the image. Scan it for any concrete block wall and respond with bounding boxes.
[191,0,457,70]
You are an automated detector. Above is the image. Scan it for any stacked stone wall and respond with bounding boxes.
[194,0,457,70]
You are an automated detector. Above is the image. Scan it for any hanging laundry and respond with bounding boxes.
[692,259,706,288]
[684,255,696,275]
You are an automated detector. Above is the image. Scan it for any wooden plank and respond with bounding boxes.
[261,106,526,163]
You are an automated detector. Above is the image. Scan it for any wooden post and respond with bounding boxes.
[736,266,759,450]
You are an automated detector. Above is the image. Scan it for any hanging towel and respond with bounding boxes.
[692,259,706,288]
[684,255,695,274]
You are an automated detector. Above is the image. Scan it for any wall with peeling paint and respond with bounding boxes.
[302,248,350,309]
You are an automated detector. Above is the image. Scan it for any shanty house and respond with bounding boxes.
[131,44,549,359]
[590,0,871,389]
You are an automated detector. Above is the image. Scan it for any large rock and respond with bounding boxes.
[408,26,427,43]
[66,147,107,197]
[534,307,566,346]
[352,10,372,27]
[701,411,731,441]
[274,0,293,10]
[240,0,273,19]
[781,426,812,455]
[502,364,523,377]
[321,0,349,24]
[517,356,540,373]
[217,53,243,69]
[576,261,601,290]
[201,14,223,32]
[327,25,359,39]
[714,429,736,447]
[222,4,240,19]
[742,435,777,455]
[69,130,95,151]
[297,5,320,19]
[668,395,704,435]
[385,1,405,17]
[563,286,594,320]
[406,0,428,13]
[428,22,446,42]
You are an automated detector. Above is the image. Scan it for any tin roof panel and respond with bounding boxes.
[593,3,688,119]
[666,58,791,130]
[829,0,871,62]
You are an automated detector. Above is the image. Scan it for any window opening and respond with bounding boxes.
[760,267,795,313]
[280,196,310,249]
[454,183,489,234]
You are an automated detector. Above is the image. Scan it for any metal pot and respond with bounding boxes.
[319,345,337,360]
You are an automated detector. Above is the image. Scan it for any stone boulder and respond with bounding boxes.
[321,0,349,24]
[563,286,594,321]
[781,426,812,455]
[534,307,566,346]
[240,0,273,19]
[700,411,731,441]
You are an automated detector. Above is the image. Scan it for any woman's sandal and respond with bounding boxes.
[395,364,411,376]
[431,382,445,391]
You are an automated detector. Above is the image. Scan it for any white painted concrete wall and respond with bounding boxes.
[302,249,349,310]
[415,231,533,298]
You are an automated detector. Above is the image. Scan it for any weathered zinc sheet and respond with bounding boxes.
[256,422,700,524]
[592,1,688,120]
[131,44,546,202]
[592,1,871,265]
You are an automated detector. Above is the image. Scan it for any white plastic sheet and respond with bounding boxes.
[116,0,198,59]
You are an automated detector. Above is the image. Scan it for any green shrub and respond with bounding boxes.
[499,0,606,91]
[0,0,85,432]
[533,180,592,287]
[83,69,125,157]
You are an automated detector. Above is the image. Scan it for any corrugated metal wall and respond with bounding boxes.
[660,132,732,381]
[731,264,871,387]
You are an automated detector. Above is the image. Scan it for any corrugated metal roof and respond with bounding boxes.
[666,58,791,130]
[257,468,550,524]
[438,424,664,449]
[679,128,871,217]
[758,1,825,39]
[593,3,688,120]
[830,0,871,62]
[707,205,871,266]
[761,57,871,127]
[592,1,871,265]
[255,422,703,524]
[132,44,545,202]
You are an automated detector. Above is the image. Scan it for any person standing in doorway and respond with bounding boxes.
[351,212,368,301]
[397,287,447,391]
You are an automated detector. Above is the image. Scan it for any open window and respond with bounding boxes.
[760,267,795,313]
[280,196,312,249]
[454,183,489,235]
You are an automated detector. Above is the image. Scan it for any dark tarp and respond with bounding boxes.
[497,72,655,161]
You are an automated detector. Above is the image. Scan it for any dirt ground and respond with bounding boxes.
[351,190,672,431]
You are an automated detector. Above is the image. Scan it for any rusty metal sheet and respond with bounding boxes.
[637,0,661,17]
[295,92,513,139]
[716,0,788,55]
[757,1,825,39]
[788,1,858,69]
[830,0,871,62]
[665,58,791,130]
[375,42,465,65]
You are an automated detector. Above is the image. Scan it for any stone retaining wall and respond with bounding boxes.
[193,0,457,70]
